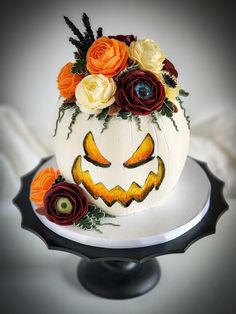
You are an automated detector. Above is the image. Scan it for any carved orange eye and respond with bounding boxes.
[123,133,154,168]
[83,132,111,168]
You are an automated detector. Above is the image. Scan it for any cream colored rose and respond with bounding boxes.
[129,39,165,75]
[75,74,116,114]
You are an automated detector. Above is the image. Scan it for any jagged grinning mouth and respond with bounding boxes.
[72,155,165,207]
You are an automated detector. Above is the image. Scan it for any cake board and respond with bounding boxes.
[13,156,228,299]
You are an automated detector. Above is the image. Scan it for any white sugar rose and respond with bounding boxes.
[129,39,165,75]
[75,74,116,114]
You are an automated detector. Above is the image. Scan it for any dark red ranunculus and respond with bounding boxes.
[163,59,178,78]
[108,34,136,46]
[115,70,165,115]
[39,182,88,226]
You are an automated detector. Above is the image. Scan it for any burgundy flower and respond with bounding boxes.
[115,70,165,115]
[36,182,88,225]
[108,34,136,46]
[163,59,178,78]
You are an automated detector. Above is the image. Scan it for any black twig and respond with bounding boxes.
[64,16,85,43]
[69,37,85,52]
[97,27,103,39]
[83,32,92,50]
[82,13,95,42]
[64,14,97,55]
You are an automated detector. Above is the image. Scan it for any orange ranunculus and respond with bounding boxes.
[30,167,60,207]
[57,62,83,99]
[86,37,129,77]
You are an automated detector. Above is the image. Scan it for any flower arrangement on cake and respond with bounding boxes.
[30,13,190,232]
[54,13,190,138]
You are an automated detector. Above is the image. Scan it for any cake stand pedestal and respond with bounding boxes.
[13,157,228,299]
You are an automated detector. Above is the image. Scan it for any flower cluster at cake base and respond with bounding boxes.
[30,167,119,233]
[53,13,190,138]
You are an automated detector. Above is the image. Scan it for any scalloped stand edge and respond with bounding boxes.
[12,156,229,298]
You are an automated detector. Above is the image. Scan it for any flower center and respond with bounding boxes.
[56,197,73,214]
[135,82,152,99]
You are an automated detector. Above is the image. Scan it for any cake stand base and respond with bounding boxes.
[13,156,229,300]
[78,258,160,299]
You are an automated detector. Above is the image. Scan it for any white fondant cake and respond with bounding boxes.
[30,13,191,233]
[53,97,189,216]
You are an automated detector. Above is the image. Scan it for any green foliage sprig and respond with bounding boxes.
[132,115,142,131]
[176,94,191,129]
[117,110,132,120]
[169,116,179,132]
[72,52,87,74]
[117,110,142,131]
[161,99,175,118]
[53,102,77,137]
[159,99,179,131]
[74,204,119,233]
[95,108,112,133]
[101,115,112,133]
[151,111,161,131]
[67,107,81,139]
[179,89,189,97]
[115,63,139,81]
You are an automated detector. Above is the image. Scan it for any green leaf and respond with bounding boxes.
[179,101,191,130]
[176,96,183,105]
[87,114,94,120]
[96,108,109,120]
[101,115,112,133]
[66,107,81,139]
[132,114,142,131]
[75,203,118,233]
[53,103,76,137]
[161,106,172,118]
[151,111,161,131]
[164,99,174,111]
[169,116,179,132]
[72,59,86,74]
[89,206,106,220]
[117,110,131,120]
[179,89,189,97]
[115,63,140,80]
[75,215,93,230]
[161,100,175,118]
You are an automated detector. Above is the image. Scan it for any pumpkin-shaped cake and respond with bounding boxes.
[53,97,189,216]
[51,14,190,217]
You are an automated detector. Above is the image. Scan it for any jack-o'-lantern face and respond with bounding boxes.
[72,132,165,207]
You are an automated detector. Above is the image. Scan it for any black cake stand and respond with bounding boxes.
[13,156,228,299]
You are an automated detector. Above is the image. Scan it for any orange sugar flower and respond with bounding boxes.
[57,62,84,99]
[30,167,60,207]
[86,37,129,77]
